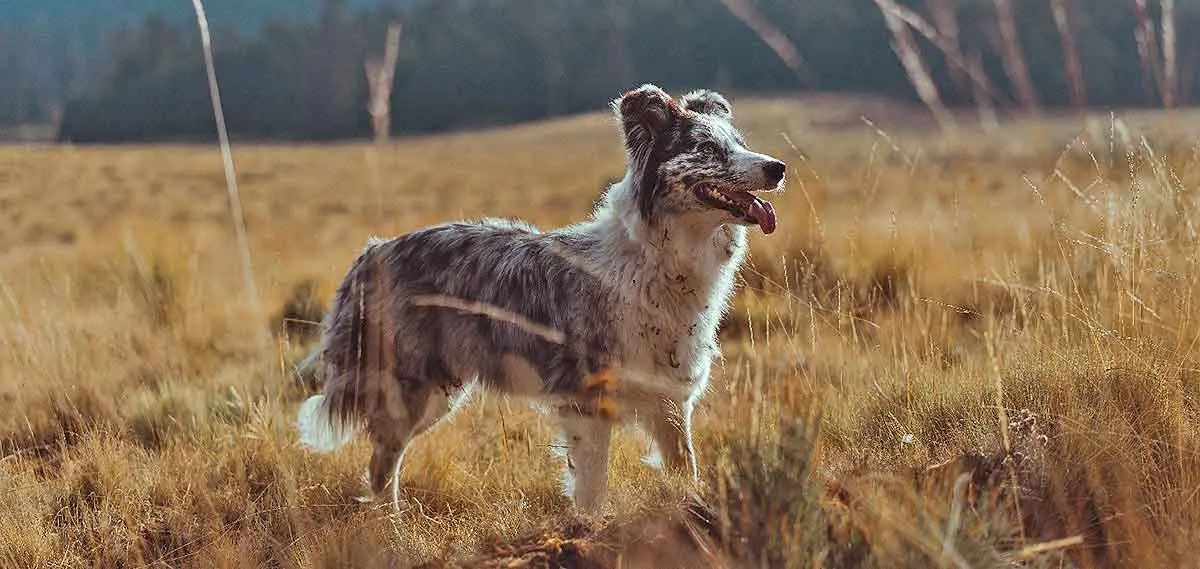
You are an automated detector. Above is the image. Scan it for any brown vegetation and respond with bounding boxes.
[2,97,1200,567]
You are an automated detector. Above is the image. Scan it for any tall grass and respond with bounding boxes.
[1,98,1199,567]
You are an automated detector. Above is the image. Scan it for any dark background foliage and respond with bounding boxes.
[1,0,1196,142]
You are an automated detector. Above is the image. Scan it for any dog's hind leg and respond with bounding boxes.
[558,410,614,513]
[363,378,476,509]
[365,431,407,506]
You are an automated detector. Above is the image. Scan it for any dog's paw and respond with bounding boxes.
[569,502,612,522]
[354,491,411,512]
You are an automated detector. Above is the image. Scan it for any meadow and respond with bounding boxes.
[2,95,1200,568]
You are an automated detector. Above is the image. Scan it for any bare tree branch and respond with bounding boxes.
[365,22,403,143]
[1161,0,1178,107]
[1049,0,1087,110]
[872,0,956,134]
[872,0,1013,108]
[718,0,810,85]
[969,51,1000,133]
[190,0,265,349]
[1132,0,1167,104]
[993,0,1040,111]
[928,0,966,97]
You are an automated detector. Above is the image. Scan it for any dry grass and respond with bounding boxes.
[3,96,1200,568]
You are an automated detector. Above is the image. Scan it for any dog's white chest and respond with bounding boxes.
[612,245,741,392]
[613,309,711,392]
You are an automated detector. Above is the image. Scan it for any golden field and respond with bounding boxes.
[2,96,1200,568]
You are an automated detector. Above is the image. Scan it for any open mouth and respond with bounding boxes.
[692,184,778,235]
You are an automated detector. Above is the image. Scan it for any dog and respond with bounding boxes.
[296,84,785,512]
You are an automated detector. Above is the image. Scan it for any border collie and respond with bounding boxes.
[297,84,784,512]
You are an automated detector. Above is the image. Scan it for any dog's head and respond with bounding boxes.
[613,84,784,235]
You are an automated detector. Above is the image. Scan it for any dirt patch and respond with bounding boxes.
[429,504,730,569]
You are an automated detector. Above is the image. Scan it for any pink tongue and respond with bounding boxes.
[747,198,777,234]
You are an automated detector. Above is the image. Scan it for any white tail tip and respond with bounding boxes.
[297,395,356,452]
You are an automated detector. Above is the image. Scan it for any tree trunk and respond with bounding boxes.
[969,51,1000,133]
[1160,0,1177,107]
[873,0,956,134]
[876,1,1012,108]
[993,0,1040,112]
[1131,0,1166,104]
[364,23,402,143]
[928,0,966,98]
[1049,0,1087,110]
[718,0,810,85]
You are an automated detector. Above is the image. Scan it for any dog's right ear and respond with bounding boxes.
[681,89,732,120]
[612,85,681,220]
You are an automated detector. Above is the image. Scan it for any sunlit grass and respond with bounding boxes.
[2,97,1200,567]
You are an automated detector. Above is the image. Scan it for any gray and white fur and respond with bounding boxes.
[296,84,785,512]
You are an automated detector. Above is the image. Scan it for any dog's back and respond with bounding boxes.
[299,218,620,452]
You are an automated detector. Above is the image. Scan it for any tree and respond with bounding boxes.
[1161,0,1178,107]
[50,0,1196,143]
[873,0,955,134]
[1049,0,1087,110]
[718,0,811,86]
[928,0,967,98]
[993,0,1040,112]
[365,23,403,143]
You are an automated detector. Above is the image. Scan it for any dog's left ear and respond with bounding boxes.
[681,90,732,120]
[613,84,681,155]
[612,84,683,220]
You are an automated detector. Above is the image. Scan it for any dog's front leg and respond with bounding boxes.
[558,412,613,513]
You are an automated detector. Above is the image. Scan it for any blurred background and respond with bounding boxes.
[2,0,1198,143]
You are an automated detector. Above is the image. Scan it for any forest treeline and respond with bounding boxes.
[1,0,1197,142]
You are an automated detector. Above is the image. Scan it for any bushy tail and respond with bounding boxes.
[294,341,356,452]
[297,394,358,452]
[295,242,382,453]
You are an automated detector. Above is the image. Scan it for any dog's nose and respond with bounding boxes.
[763,160,786,184]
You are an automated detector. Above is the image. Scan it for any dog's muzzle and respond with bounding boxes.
[693,184,778,234]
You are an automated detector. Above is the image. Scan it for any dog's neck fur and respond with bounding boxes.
[557,171,747,387]
[582,171,747,283]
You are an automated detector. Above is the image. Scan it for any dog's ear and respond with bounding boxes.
[613,84,680,153]
[612,84,682,220]
[681,89,732,120]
